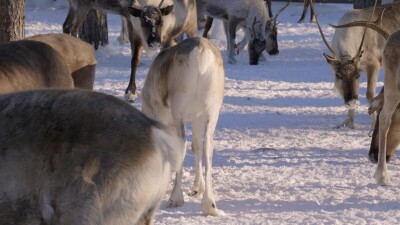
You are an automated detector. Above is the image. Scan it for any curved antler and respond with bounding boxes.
[158,0,164,8]
[273,0,291,25]
[309,0,338,58]
[353,0,379,60]
[330,9,389,40]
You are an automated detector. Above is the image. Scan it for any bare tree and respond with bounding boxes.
[0,0,25,42]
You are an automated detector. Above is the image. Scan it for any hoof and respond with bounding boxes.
[201,198,219,216]
[374,169,391,186]
[124,91,137,103]
[228,57,237,65]
[167,198,184,208]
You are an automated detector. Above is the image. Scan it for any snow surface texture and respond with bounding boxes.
[25,1,399,224]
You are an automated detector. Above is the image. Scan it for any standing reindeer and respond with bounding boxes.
[335,13,400,185]
[0,89,185,224]
[196,0,271,65]
[199,1,290,64]
[63,0,197,102]
[141,37,224,216]
[311,1,400,134]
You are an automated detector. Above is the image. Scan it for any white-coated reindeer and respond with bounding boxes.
[141,37,224,216]
[310,1,397,134]
[200,1,290,64]
[0,89,185,224]
[63,0,197,102]
[332,6,400,185]
[196,0,270,65]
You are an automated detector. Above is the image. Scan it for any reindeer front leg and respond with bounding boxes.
[226,19,239,64]
[366,64,380,136]
[125,20,142,102]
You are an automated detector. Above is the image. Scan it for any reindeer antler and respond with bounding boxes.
[158,0,164,8]
[353,0,379,60]
[309,0,338,58]
[273,0,291,26]
[252,17,260,38]
[330,9,389,40]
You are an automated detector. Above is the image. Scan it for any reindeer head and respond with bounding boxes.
[248,17,267,65]
[310,0,377,109]
[264,1,290,56]
[325,53,363,108]
[128,0,174,49]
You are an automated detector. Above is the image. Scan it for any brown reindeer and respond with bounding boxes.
[0,89,185,225]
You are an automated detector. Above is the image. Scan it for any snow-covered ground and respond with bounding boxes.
[25,1,400,224]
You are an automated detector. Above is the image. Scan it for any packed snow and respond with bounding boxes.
[25,1,400,224]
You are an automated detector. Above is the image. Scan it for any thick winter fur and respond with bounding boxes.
[196,0,269,65]
[64,0,197,102]
[26,33,97,90]
[142,37,224,216]
[327,2,400,131]
[369,31,400,185]
[0,89,185,225]
[0,40,74,94]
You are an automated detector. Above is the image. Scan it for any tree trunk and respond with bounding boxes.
[79,9,108,50]
[0,0,25,42]
[354,0,382,8]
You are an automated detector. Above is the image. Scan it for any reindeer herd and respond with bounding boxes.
[1,0,400,224]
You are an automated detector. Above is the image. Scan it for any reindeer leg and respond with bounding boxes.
[368,110,380,163]
[202,16,214,38]
[297,0,309,23]
[226,18,239,64]
[188,119,205,198]
[266,0,273,18]
[337,109,355,129]
[168,122,186,208]
[375,101,398,185]
[309,0,317,23]
[366,64,380,136]
[125,20,142,102]
[201,115,219,216]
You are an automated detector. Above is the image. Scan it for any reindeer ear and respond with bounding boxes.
[323,53,337,65]
[160,5,174,16]
[128,7,142,17]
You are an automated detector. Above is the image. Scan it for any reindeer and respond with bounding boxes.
[63,0,197,102]
[0,89,185,225]
[196,0,272,65]
[0,33,96,95]
[0,40,74,93]
[310,1,400,134]
[199,1,290,64]
[141,37,224,216]
[26,33,97,90]
[337,14,400,185]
